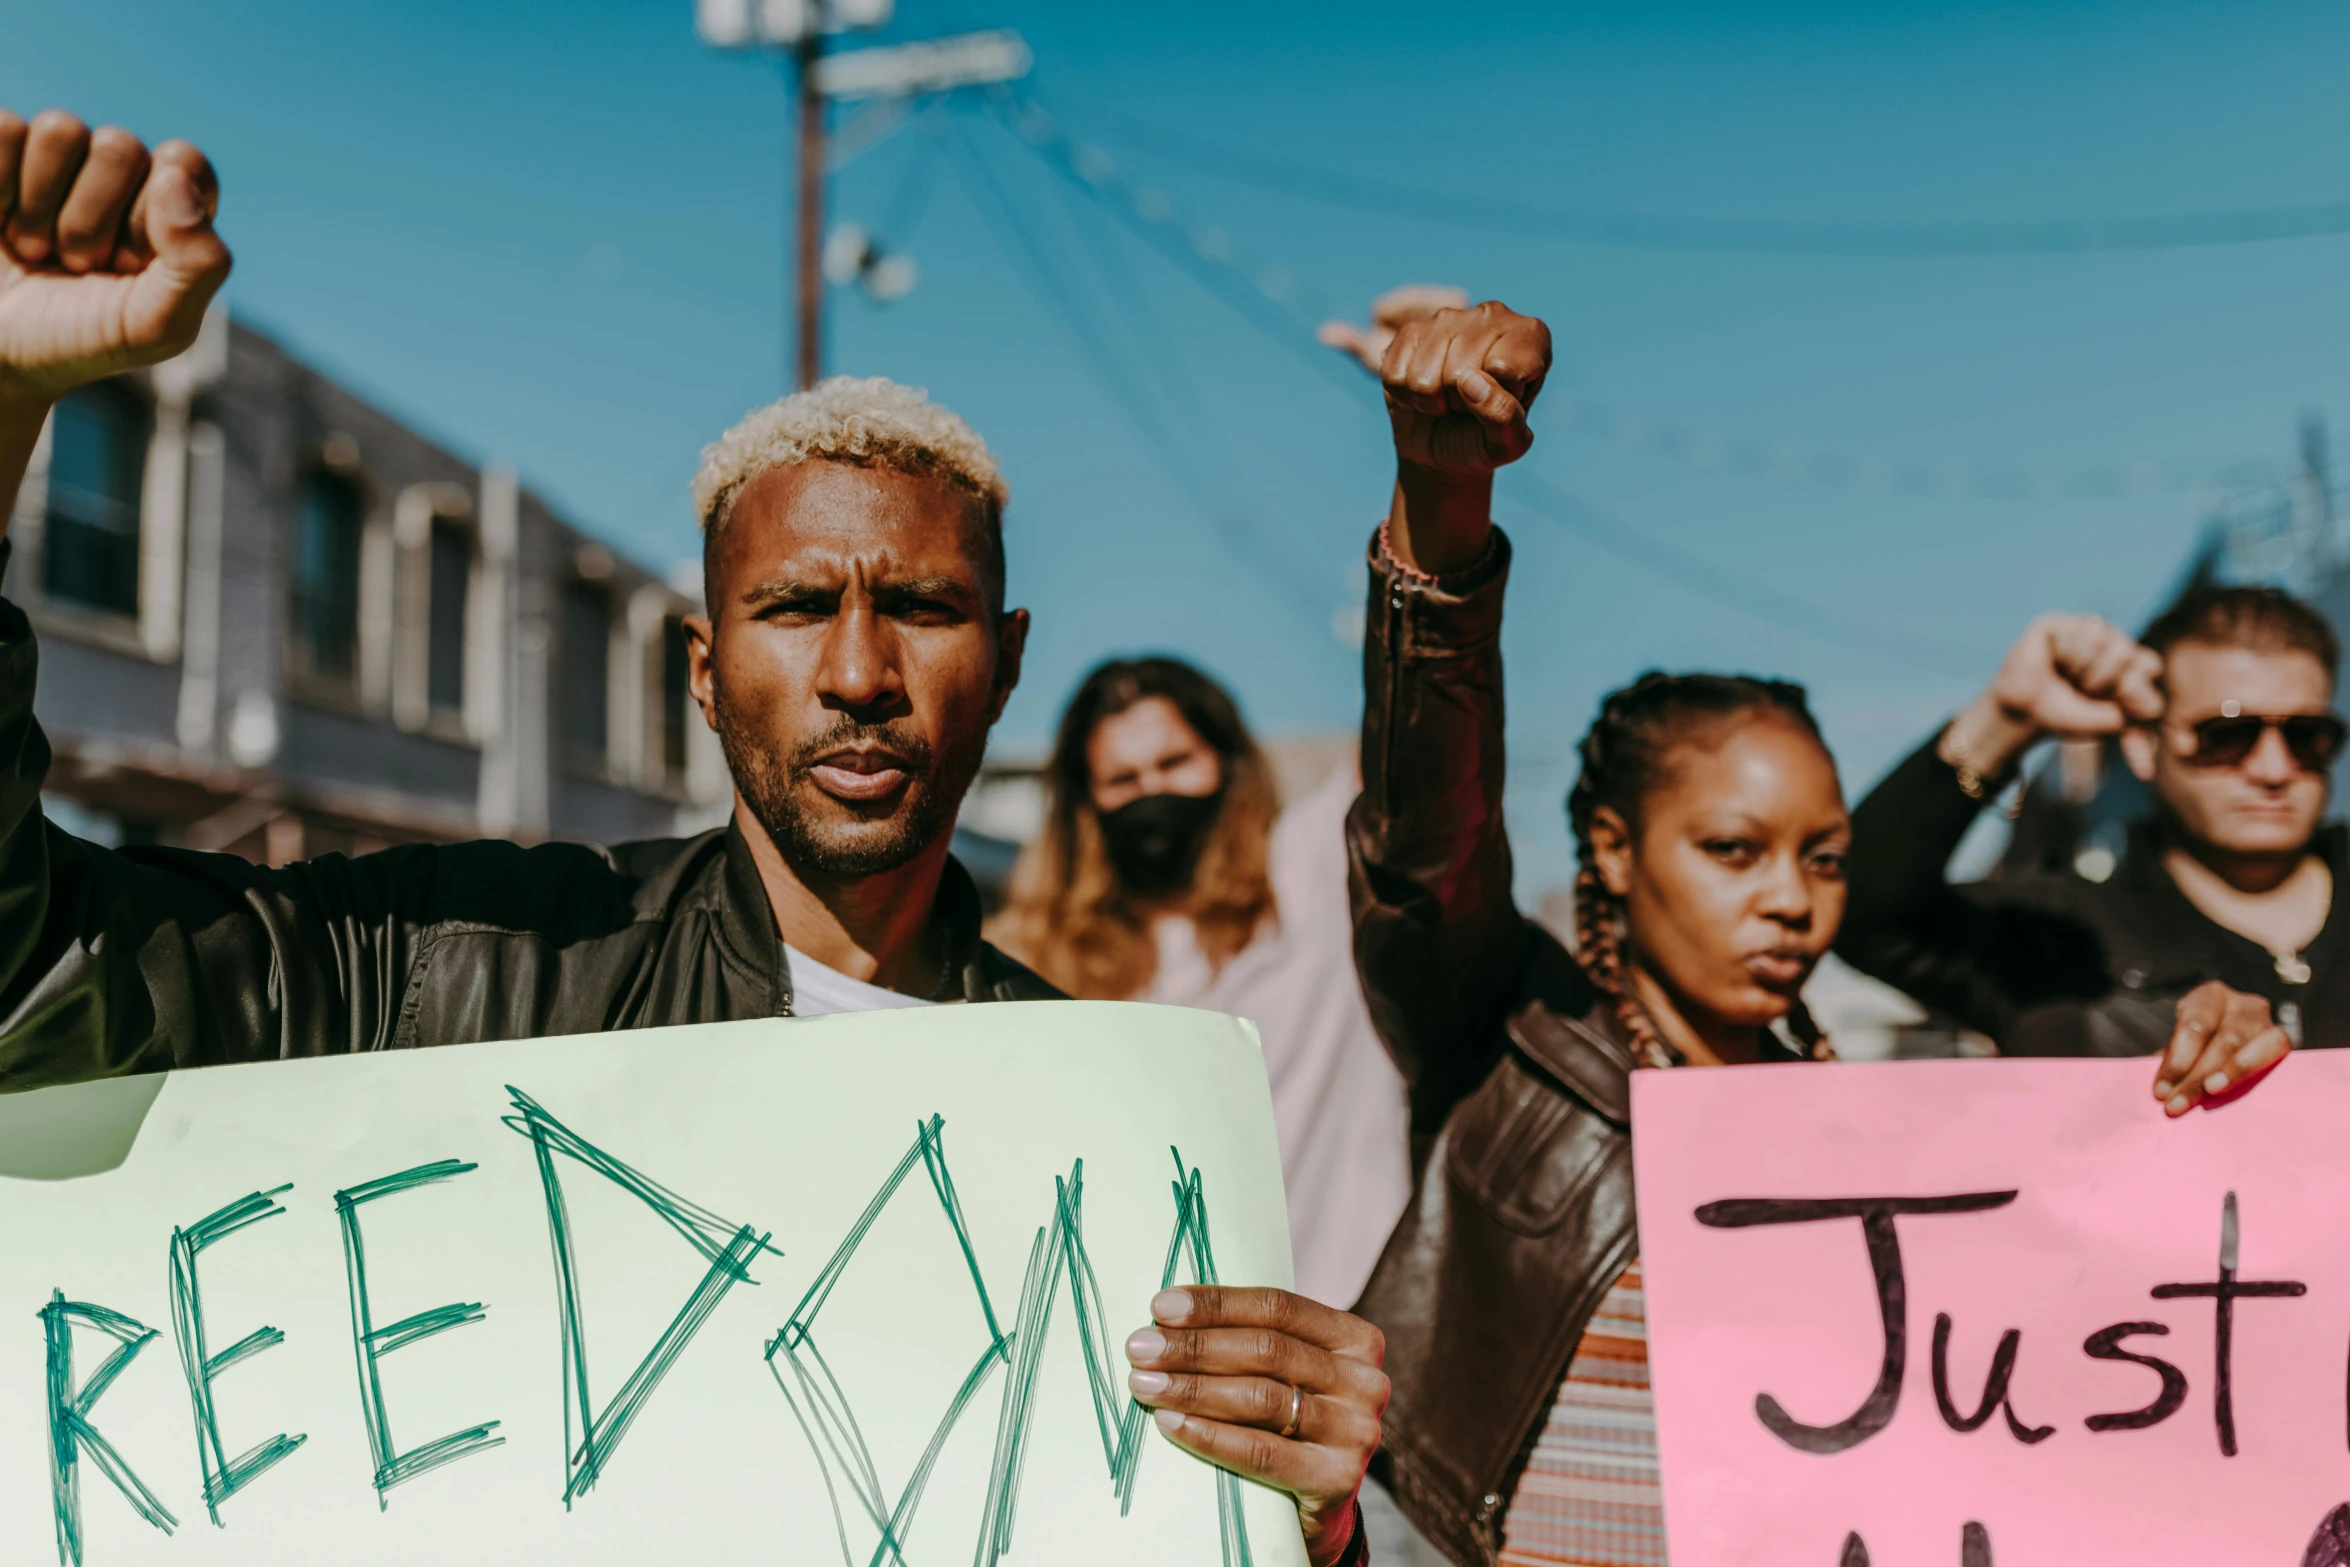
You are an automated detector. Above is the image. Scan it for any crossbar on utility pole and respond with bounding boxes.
[793,27,826,391]
[701,2,1022,391]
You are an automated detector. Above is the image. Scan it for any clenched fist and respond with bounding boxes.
[1358,297,1548,476]
[1942,614,2165,784]
[1327,288,1552,575]
[0,108,229,471]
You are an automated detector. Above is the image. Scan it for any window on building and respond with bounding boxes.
[42,382,148,616]
[290,472,363,682]
[562,577,611,766]
[426,517,470,715]
[661,615,691,782]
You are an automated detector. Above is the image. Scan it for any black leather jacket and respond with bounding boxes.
[0,592,1055,1093]
[1838,736,2350,1054]
[1346,530,1666,1567]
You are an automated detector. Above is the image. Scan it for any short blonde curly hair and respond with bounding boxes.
[691,375,1009,539]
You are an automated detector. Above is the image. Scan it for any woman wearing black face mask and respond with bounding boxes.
[991,658,1413,1315]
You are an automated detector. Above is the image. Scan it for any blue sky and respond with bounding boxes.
[12,0,2350,892]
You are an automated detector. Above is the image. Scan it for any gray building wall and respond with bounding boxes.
[6,310,726,860]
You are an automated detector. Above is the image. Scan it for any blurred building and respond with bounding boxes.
[4,309,727,863]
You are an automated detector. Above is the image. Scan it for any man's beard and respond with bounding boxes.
[713,679,981,878]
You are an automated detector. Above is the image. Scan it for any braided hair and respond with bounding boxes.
[1567,671,1836,1069]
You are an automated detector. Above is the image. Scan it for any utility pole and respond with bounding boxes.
[794,25,826,389]
[697,2,1031,391]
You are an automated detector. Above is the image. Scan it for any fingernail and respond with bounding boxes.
[1128,1369,1170,1399]
[155,168,201,229]
[1152,1289,1193,1323]
[1126,1328,1167,1364]
[2205,1072,2230,1094]
[1457,368,1494,400]
[2167,1093,2192,1115]
[1154,1408,1183,1433]
[2152,1080,2174,1098]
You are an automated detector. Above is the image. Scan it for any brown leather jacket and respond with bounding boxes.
[1345,529,1644,1567]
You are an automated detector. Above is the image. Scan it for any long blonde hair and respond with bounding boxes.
[990,658,1279,999]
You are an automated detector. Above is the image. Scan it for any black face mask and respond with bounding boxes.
[1097,790,1224,899]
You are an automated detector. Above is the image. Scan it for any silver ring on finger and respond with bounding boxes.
[1278,1383,1305,1440]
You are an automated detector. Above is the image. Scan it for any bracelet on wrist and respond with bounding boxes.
[1944,724,1988,801]
[1376,516,1499,589]
[1376,516,1444,587]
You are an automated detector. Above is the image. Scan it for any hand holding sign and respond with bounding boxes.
[2154,979,2294,1116]
[1127,1285,1387,1567]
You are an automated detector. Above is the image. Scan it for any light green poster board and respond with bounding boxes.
[0,1001,1307,1566]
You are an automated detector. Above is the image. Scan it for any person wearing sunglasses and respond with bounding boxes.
[1839,583,2348,1061]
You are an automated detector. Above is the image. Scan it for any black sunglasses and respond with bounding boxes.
[2178,712,2348,772]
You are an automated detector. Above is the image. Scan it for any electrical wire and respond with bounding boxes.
[1043,153,1229,473]
[1043,89,2350,260]
[940,118,1342,640]
[989,95,1373,405]
[988,89,2277,500]
[973,98,2004,674]
[1503,470,1976,677]
[877,109,949,243]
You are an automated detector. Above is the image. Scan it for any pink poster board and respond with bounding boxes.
[1633,1052,2350,1566]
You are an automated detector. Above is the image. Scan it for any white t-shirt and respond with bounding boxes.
[785,943,939,1017]
[1141,767,1412,1310]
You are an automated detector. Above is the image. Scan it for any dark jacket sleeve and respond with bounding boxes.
[0,590,438,1091]
[1346,529,1534,1135]
[1835,733,2111,1041]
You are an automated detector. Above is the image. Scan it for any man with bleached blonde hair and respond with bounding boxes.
[0,110,1388,1566]
[678,370,1034,1004]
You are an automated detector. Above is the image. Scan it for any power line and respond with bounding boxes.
[972,94,1998,673]
[876,107,950,241]
[1535,395,2279,500]
[988,89,2277,500]
[1503,471,1976,677]
[1042,89,2350,260]
[988,95,1372,404]
[1042,148,1230,471]
[940,118,1342,642]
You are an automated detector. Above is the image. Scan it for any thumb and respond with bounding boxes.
[122,165,230,356]
[2116,647,2166,722]
[1455,366,1531,465]
[1316,318,1381,374]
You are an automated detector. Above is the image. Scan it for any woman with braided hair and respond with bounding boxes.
[1323,291,2296,1567]
[1561,669,1844,1073]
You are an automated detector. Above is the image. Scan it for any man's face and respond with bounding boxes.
[684,460,1027,879]
[2123,640,2335,860]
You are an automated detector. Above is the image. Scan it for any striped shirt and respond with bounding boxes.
[1497,1261,1666,1567]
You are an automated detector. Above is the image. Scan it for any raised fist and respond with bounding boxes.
[1986,613,2164,738]
[1324,290,1550,476]
[1318,284,1471,370]
[0,109,230,408]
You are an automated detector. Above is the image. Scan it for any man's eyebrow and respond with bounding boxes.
[738,577,834,608]
[873,575,976,600]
